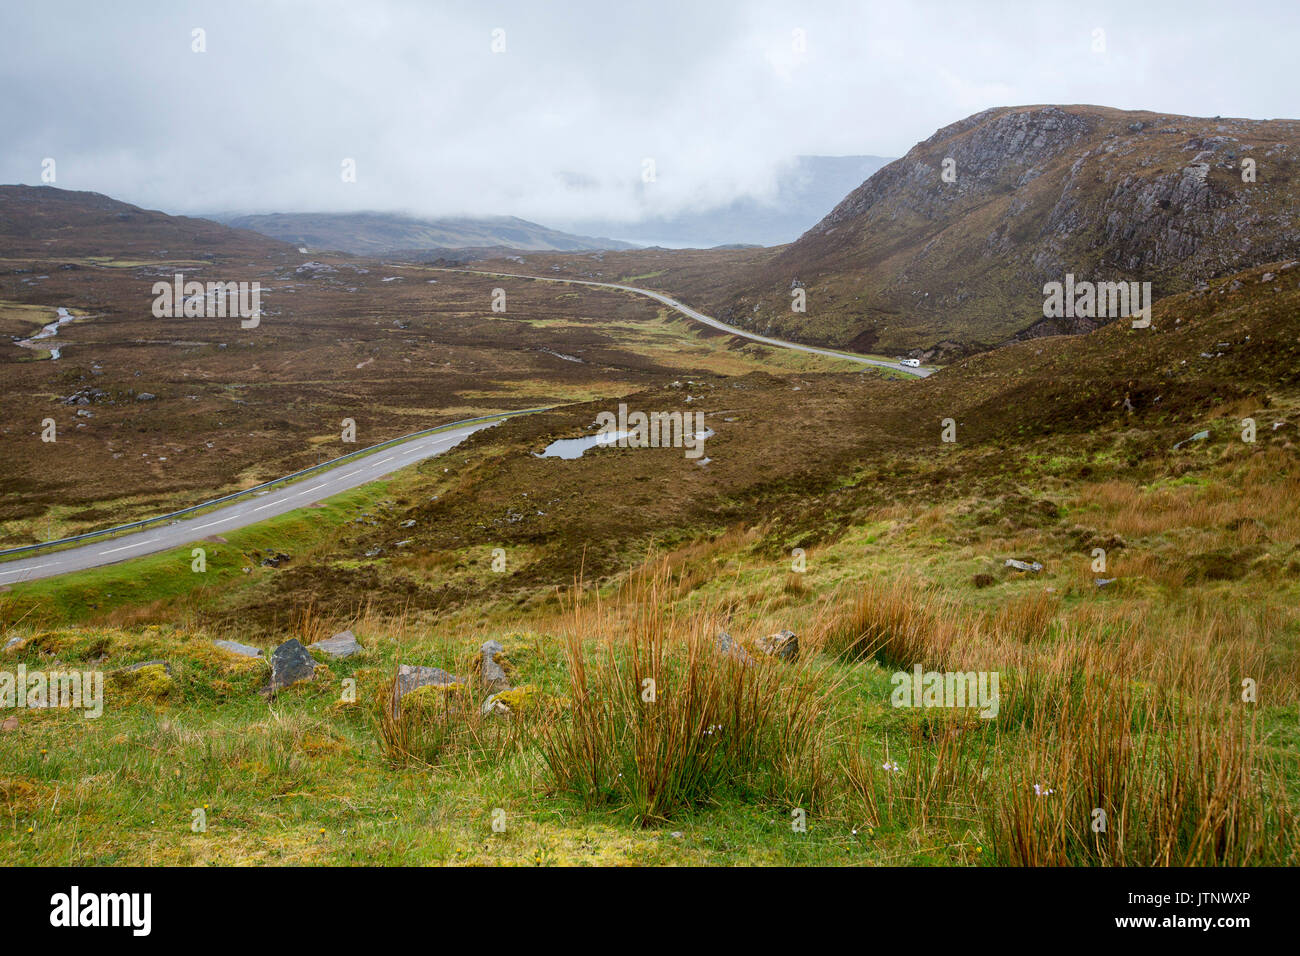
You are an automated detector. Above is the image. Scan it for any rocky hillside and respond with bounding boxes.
[717,105,1300,359]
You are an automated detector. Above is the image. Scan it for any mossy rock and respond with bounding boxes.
[483,684,568,717]
[110,662,175,704]
[401,682,465,716]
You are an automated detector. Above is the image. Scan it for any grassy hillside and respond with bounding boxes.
[4,259,1297,865]
[0,186,289,260]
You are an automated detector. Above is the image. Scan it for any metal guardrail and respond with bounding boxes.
[0,407,552,562]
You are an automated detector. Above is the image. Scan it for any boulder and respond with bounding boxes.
[473,640,512,693]
[754,629,799,662]
[715,630,754,665]
[266,639,317,694]
[124,659,173,675]
[111,661,175,702]
[3,635,23,653]
[394,664,463,701]
[313,630,362,659]
[480,685,564,717]
[213,639,263,658]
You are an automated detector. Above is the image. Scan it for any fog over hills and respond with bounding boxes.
[213,211,635,255]
[551,155,893,248]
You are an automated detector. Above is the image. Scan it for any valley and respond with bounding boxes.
[2,108,1298,872]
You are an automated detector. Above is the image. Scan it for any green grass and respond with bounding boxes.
[4,479,401,625]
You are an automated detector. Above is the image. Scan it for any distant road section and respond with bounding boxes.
[439,268,936,377]
[0,420,499,585]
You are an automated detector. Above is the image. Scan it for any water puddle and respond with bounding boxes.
[535,427,714,460]
[535,430,632,459]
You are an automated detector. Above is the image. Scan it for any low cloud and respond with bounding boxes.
[1,0,1295,223]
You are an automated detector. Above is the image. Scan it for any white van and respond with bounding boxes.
[900,358,921,368]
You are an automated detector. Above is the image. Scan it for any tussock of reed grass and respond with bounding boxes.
[540,562,838,825]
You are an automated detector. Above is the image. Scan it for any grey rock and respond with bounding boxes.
[716,630,755,664]
[1005,558,1044,573]
[394,663,462,700]
[266,639,317,693]
[313,630,362,659]
[124,659,173,675]
[213,639,263,657]
[3,635,24,653]
[136,392,156,401]
[475,640,511,693]
[1095,578,1117,588]
[754,629,799,661]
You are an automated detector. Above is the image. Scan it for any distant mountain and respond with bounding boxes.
[714,106,1300,357]
[216,211,635,255]
[553,155,894,248]
[0,185,288,259]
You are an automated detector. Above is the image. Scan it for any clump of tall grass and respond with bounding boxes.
[986,670,1294,865]
[820,577,960,667]
[842,719,990,836]
[989,590,1060,643]
[375,664,528,768]
[540,562,839,825]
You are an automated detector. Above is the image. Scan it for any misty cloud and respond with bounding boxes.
[2,0,1296,223]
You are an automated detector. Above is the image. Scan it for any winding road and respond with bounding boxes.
[1,275,934,586]
[437,269,935,378]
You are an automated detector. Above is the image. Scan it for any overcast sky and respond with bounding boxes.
[2,0,1296,223]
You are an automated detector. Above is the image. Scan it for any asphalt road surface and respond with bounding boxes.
[0,420,498,585]
[439,268,936,378]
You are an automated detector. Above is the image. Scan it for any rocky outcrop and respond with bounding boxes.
[266,639,318,694]
[471,640,512,694]
[393,664,462,701]
[727,106,1300,354]
[312,630,362,659]
[213,639,263,658]
[754,630,799,662]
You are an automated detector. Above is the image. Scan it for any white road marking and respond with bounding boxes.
[0,563,46,577]
[99,540,156,555]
